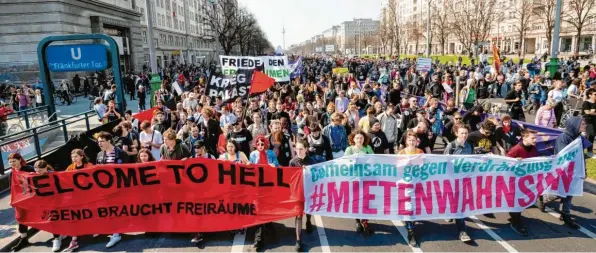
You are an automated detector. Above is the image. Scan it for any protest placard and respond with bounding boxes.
[304,138,585,220]
[416,58,432,72]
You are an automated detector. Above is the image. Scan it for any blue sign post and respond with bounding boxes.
[37,34,125,119]
[45,44,109,72]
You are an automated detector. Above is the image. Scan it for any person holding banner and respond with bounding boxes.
[343,130,374,235]
[94,131,130,248]
[505,128,540,236]
[137,148,156,162]
[65,149,93,171]
[219,140,249,164]
[443,123,473,242]
[397,130,423,246]
[290,139,316,252]
[9,153,35,252]
[266,120,293,166]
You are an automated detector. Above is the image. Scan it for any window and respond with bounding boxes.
[140,8,145,21]
[142,31,147,44]
[167,16,172,28]
[166,0,170,10]
[154,38,159,47]
[175,37,179,47]
[173,18,178,29]
[168,35,174,46]
[173,2,177,15]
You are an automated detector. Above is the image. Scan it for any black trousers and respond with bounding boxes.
[18,224,59,238]
[254,222,274,243]
[509,212,522,224]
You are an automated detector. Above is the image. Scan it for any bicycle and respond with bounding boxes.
[559,91,585,129]
[5,111,59,135]
[53,91,77,105]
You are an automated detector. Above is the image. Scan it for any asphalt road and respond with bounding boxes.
[12,190,596,252]
[3,98,596,252]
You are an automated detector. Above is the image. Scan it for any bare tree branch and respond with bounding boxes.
[563,0,596,55]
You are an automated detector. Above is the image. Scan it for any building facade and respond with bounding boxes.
[292,18,380,55]
[385,0,596,57]
[0,0,143,83]
[136,0,218,70]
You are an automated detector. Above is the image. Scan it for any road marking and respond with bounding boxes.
[231,231,246,252]
[313,215,331,253]
[391,220,423,252]
[545,207,596,240]
[0,220,17,238]
[469,216,518,253]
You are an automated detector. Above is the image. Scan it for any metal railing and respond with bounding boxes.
[0,110,96,174]
[3,106,49,134]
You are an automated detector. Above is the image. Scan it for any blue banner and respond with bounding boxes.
[289,56,303,79]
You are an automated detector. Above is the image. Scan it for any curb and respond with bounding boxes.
[585,178,596,196]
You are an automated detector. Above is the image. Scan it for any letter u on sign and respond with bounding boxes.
[71,48,82,60]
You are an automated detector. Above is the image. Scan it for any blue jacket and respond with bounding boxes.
[249,149,280,166]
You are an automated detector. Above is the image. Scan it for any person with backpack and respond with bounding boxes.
[94,131,130,248]
[322,112,348,159]
[443,123,474,243]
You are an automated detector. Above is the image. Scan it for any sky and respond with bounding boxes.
[239,0,382,49]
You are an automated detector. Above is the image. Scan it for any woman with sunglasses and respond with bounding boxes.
[249,136,279,167]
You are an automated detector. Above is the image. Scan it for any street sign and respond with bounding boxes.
[45,44,109,72]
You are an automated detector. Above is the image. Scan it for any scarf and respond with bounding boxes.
[502,125,511,134]
[258,149,268,165]
[309,134,323,146]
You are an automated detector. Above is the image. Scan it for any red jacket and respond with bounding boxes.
[0,107,14,121]
[507,143,538,159]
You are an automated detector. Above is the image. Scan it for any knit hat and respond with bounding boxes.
[369,117,380,127]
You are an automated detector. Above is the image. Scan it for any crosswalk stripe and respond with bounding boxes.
[391,220,423,252]
[231,231,246,252]
[313,215,331,253]
[469,216,518,253]
[545,206,596,240]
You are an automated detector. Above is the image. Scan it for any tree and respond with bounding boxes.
[563,0,596,55]
[379,7,391,55]
[448,0,500,56]
[205,0,265,55]
[361,32,379,54]
[406,21,425,54]
[512,0,535,57]
[431,0,452,55]
[386,0,404,56]
[534,0,557,54]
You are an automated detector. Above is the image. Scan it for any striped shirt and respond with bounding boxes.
[535,106,556,128]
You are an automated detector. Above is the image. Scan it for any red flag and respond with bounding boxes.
[249,71,275,95]
[133,107,157,123]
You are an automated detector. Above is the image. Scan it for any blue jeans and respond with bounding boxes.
[18,106,27,116]
[560,196,573,215]
[455,218,467,232]
[405,221,415,230]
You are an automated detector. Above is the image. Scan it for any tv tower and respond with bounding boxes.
[282,21,286,50]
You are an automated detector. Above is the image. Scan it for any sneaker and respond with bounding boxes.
[361,220,374,236]
[52,238,62,252]
[252,240,263,251]
[484,213,496,219]
[305,220,313,234]
[191,233,204,243]
[561,215,580,229]
[535,196,545,212]
[510,222,529,236]
[407,229,417,247]
[92,234,99,238]
[459,231,472,242]
[106,234,121,248]
[62,240,79,252]
[295,240,303,252]
[11,237,29,252]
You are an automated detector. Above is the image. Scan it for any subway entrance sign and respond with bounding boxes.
[45,44,109,72]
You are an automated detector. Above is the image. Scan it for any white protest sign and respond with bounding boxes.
[416,58,432,72]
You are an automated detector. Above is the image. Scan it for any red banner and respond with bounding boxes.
[133,107,157,123]
[10,159,304,236]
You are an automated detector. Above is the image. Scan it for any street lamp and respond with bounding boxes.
[426,0,431,57]
[548,0,562,78]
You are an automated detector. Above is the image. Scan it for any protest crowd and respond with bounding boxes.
[7,53,596,252]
